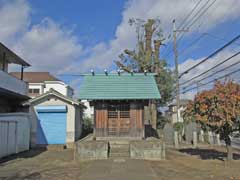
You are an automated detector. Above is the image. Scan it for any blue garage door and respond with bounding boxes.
[36,106,67,145]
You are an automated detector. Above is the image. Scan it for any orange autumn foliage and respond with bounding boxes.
[183,80,240,130]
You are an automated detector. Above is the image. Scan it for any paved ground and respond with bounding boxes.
[1,146,240,180]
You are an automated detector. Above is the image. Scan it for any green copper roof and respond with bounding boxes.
[79,73,161,100]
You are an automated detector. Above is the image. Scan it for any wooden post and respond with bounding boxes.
[151,102,157,130]
[21,65,24,80]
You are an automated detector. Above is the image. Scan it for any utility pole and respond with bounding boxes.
[173,19,188,122]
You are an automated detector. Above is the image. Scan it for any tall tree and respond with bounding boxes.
[183,81,240,160]
[115,18,175,106]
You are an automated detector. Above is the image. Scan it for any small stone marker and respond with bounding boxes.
[199,130,204,142]
[193,131,197,148]
[174,131,179,149]
[185,122,197,144]
[163,123,174,145]
[208,131,214,145]
[216,134,221,145]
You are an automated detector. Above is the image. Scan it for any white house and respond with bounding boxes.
[165,99,190,124]
[0,42,31,158]
[81,100,94,119]
[11,72,74,98]
[11,72,93,122]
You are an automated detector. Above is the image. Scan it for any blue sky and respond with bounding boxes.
[0,0,240,98]
[29,0,126,47]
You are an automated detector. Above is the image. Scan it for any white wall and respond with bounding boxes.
[44,81,74,98]
[28,81,74,98]
[28,83,44,95]
[82,100,94,119]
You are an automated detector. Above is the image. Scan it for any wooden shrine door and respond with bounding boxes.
[107,103,130,136]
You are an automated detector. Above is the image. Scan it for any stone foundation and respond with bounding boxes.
[75,135,165,161]
[130,140,165,160]
[75,140,108,161]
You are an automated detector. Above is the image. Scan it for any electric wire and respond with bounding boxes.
[180,50,240,86]
[181,68,240,94]
[177,0,204,30]
[179,34,240,79]
[188,59,240,86]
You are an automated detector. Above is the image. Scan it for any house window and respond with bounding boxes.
[29,88,40,94]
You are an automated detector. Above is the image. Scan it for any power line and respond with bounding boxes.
[177,0,204,30]
[184,59,240,88]
[179,34,240,79]
[177,0,213,41]
[204,33,240,46]
[178,33,206,57]
[163,0,218,60]
[180,50,240,86]
[187,0,218,29]
[177,0,219,52]
[179,0,211,31]
[178,32,240,58]
[162,0,208,60]
[181,68,240,94]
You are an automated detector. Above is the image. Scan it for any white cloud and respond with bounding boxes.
[73,0,240,72]
[13,18,82,73]
[0,0,30,44]
[0,0,82,74]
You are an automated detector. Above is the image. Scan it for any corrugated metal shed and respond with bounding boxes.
[35,106,67,145]
[79,73,161,100]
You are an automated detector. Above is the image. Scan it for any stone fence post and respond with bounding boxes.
[193,131,197,148]
[208,131,214,145]
[199,130,204,142]
[174,131,179,149]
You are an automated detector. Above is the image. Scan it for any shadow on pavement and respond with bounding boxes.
[0,148,46,165]
[3,172,42,180]
[179,148,240,161]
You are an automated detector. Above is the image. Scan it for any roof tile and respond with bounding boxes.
[79,73,161,100]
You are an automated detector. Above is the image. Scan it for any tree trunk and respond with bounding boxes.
[144,19,155,71]
[225,135,233,161]
[153,39,161,73]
